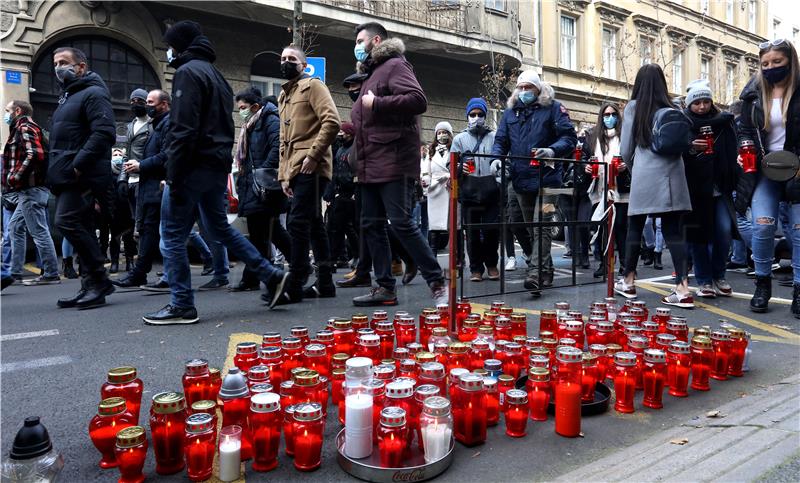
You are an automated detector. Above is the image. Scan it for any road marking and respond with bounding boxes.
[0,329,59,342]
[1,356,72,373]
[22,263,41,274]
[641,280,791,305]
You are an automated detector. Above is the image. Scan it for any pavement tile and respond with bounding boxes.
[747,397,800,428]
[714,386,797,426]
[716,433,800,482]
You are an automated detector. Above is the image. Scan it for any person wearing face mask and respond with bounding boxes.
[737,39,800,318]
[2,100,60,285]
[122,88,152,222]
[426,122,454,251]
[450,98,501,282]
[46,46,116,309]
[492,70,578,296]
[276,44,341,305]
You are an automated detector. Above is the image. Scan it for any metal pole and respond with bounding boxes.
[448,152,460,336]
[606,161,616,297]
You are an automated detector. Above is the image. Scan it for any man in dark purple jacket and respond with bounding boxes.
[349,22,446,307]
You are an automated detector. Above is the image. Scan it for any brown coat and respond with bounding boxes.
[278,75,340,181]
[350,38,427,184]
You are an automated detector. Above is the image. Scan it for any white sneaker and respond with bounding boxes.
[505,256,517,271]
[614,278,637,299]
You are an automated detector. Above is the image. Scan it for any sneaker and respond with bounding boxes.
[486,267,500,281]
[143,304,199,325]
[336,273,372,288]
[713,279,733,297]
[562,250,572,259]
[303,282,336,298]
[140,280,170,292]
[264,272,290,309]
[200,262,214,276]
[614,279,637,299]
[523,276,540,292]
[662,291,695,309]
[695,284,717,298]
[504,257,517,271]
[353,287,399,307]
[542,272,554,288]
[22,275,61,286]
[430,283,448,306]
[198,278,229,291]
[726,261,748,271]
[470,272,483,282]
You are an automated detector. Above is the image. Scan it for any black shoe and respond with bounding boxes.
[75,279,115,309]
[229,281,260,292]
[792,284,800,319]
[593,265,605,279]
[125,257,134,272]
[62,257,79,279]
[653,252,663,270]
[750,275,771,313]
[303,282,336,298]
[200,262,214,276]
[263,272,290,309]
[562,250,572,259]
[336,274,372,288]
[198,278,229,291]
[778,278,793,287]
[402,264,418,285]
[542,272,554,288]
[642,247,654,266]
[726,261,748,270]
[523,276,541,295]
[112,273,146,288]
[109,260,119,274]
[353,287,398,307]
[143,304,199,325]
[57,284,87,308]
[1,275,15,291]
[140,280,170,292]
[578,255,590,270]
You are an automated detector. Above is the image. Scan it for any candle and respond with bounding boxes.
[691,336,713,391]
[642,349,667,409]
[613,352,638,413]
[292,403,324,472]
[710,331,731,381]
[101,367,144,424]
[420,422,452,463]
[149,392,187,475]
[184,413,215,482]
[114,426,147,483]
[504,389,529,437]
[667,341,692,397]
[378,407,408,468]
[218,430,241,482]
[526,367,551,422]
[250,392,281,472]
[727,327,747,377]
[554,347,582,437]
[344,390,373,458]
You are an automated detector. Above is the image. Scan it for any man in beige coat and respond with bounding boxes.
[277,45,341,304]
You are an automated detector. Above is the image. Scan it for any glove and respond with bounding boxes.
[490,159,502,175]
[534,148,555,160]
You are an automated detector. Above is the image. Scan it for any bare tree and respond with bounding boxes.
[479,53,520,126]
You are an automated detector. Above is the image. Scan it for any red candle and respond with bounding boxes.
[667,318,689,342]
[483,377,500,427]
[588,344,608,381]
[209,368,222,403]
[261,331,282,349]
[378,407,409,467]
[539,310,558,335]
[691,336,713,391]
[250,392,281,472]
[497,375,515,413]
[652,307,671,331]
[446,342,469,374]
[384,380,416,447]
[398,359,418,382]
[281,337,304,374]
[149,392,188,474]
[366,380,386,443]
[331,368,346,407]
[355,334,382,366]
[393,316,416,349]
[418,362,447,396]
[727,327,748,377]
[420,315,441,351]
[259,346,285,389]
[667,341,692,397]
[89,397,135,469]
[234,342,259,374]
[710,330,732,381]
[642,321,660,348]
[219,369,253,461]
[373,321,394,360]
[303,343,329,379]
[740,139,757,173]
[351,313,370,331]
[526,368,551,421]
[554,347,582,437]
[565,320,585,349]
[627,336,649,390]
[587,320,615,347]
[292,403,325,471]
[699,125,714,154]
[182,359,212,408]
[333,319,356,355]
[494,316,512,342]
[642,349,667,409]
[292,370,324,416]
[613,352,638,413]
[101,367,144,424]
[504,389,529,437]
[189,400,217,441]
[456,299,472,334]
[290,325,310,346]
[114,426,147,483]
[283,405,296,456]
[183,413,215,481]
[453,375,487,446]
[459,316,480,342]
[580,353,599,403]
[247,365,271,389]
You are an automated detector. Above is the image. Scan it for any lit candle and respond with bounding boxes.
[421,421,451,463]
[218,430,241,482]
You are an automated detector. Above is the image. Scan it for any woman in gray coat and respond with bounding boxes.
[615,64,694,308]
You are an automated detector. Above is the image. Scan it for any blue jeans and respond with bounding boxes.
[160,169,281,308]
[10,187,59,278]
[62,238,74,258]
[731,207,752,265]
[192,225,229,281]
[690,197,732,285]
[2,203,14,278]
[751,174,800,283]
[643,216,664,252]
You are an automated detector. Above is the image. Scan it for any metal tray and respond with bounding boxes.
[336,428,454,483]
[515,377,611,416]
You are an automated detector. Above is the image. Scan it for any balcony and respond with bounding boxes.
[314,0,467,35]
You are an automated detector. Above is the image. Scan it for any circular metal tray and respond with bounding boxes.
[515,377,611,416]
[336,428,454,483]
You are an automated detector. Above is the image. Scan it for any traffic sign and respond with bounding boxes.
[304,57,326,83]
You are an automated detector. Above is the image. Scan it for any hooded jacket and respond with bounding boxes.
[166,35,234,187]
[136,111,171,207]
[46,70,115,190]
[350,38,427,183]
[238,102,285,217]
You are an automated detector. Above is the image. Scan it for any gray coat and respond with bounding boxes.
[621,101,692,216]
[450,127,497,179]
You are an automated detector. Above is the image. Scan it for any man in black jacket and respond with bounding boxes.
[47,47,116,309]
[143,21,288,325]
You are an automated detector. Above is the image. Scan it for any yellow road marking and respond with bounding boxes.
[23,263,41,274]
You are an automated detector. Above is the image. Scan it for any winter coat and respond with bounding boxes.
[137,111,170,207]
[324,141,356,202]
[491,95,577,194]
[350,38,427,184]
[3,115,47,191]
[237,102,285,217]
[682,109,740,244]
[426,145,451,231]
[119,117,152,185]
[621,100,692,216]
[46,71,115,190]
[736,75,800,205]
[278,75,340,182]
[451,127,500,205]
[165,35,234,188]
[583,130,630,204]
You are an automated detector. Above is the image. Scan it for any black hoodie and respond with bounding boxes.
[46,70,116,190]
[165,35,234,188]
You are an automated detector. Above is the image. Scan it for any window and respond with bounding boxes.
[602,27,617,79]
[726,0,734,24]
[749,0,757,31]
[431,0,459,6]
[774,19,782,37]
[672,49,684,93]
[700,56,711,81]
[726,63,736,102]
[639,36,654,66]
[560,16,577,70]
[484,0,506,11]
[249,75,283,100]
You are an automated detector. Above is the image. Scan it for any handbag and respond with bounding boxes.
[251,166,282,202]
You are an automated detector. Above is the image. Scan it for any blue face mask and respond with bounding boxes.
[354,43,368,62]
[3,113,12,125]
[519,91,536,105]
[603,115,618,129]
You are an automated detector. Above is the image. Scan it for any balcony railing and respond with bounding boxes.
[313,0,467,34]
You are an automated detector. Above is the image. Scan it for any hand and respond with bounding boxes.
[282,180,293,198]
[736,155,744,168]
[691,139,708,152]
[490,159,502,175]
[300,156,317,174]
[534,148,555,160]
[461,162,472,175]
[362,90,376,110]
[159,180,166,192]
[584,164,593,174]
[123,160,140,173]
[617,162,627,172]
[420,178,429,188]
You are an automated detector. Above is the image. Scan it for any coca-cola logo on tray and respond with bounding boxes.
[392,469,426,482]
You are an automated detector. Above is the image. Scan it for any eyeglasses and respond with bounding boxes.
[602,113,618,118]
[468,112,486,119]
[758,39,788,50]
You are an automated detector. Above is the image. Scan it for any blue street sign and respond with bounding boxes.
[304,57,326,83]
[5,71,22,84]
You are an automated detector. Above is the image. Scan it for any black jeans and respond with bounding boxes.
[361,178,443,291]
[54,185,108,281]
[131,202,160,279]
[562,194,592,260]
[327,196,359,262]
[462,201,500,273]
[241,211,292,286]
[624,211,687,282]
[287,174,331,287]
[506,183,532,257]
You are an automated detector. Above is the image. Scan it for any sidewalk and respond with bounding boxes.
[555,374,800,482]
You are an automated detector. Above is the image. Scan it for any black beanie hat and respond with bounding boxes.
[164,20,203,53]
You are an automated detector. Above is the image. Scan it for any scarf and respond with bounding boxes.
[235,107,264,171]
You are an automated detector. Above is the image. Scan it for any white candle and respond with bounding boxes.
[344,392,373,458]
[218,437,241,482]
[421,422,451,463]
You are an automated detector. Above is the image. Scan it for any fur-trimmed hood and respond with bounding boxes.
[356,37,407,74]
[507,81,555,109]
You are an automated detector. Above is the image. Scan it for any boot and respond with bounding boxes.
[792,283,800,319]
[75,278,115,309]
[750,275,771,313]
[125,257,134,272]
[62,257,78,279]
[653,252,663,270]
[642,247,654,266]
[109,259,119,274]
[57,278,88,308]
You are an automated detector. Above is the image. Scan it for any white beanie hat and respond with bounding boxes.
[685,79,713,106]
[435,121,453,136]
[516,70,541,89]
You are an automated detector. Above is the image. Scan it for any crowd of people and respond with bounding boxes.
[2,20,799,323]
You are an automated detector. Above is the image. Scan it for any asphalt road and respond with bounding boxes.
[1,248,798,482]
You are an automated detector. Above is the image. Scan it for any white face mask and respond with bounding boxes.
[437,133,450,144]
[166,48,175,63]
[468,117,486,130]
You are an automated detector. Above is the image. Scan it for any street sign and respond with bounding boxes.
[5,71,22,84]
[304,57,326,83]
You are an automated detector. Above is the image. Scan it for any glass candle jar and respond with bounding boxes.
[373,321,394,361]
[293,370,323,413]
[290,325,310,346]
[727,327,748,377]
[656,333,677,354]
[484,359,502,379]
[303,343,329,379]
[642,349,667,409]
[332,352,350,371]
[427,327,450,352]
[395,316,417,348]
[262,331,282,349]
[504,389,529,438]
[413,385,440,446]
[281,337,304,374]
[494,316,512,342]
[351,314,369,331]
[627,335,649,390]
[370,309,389,329]
[282,405,297,456]
[482,377,499,427]
[219,369,252,461]
[279,381,295,411]
[89,397,136,469]
[364,379,385,445]
[710,330,732,381]
[503,343,525,380]
[587,320,614,347]
[374,364,396,382]
[612,352,638,414]
[250,392,281,472]
[539,310,558,335]
[510,313,527,339]
[115,426,147,483]
[183,359,213,408]
[399,359,418,381]
[384,380,415,447]
[446,342,469,374]
[554,347,582,437]
[234,342,259,375]
[247,365,271,389]
[565,320,585,349]
[453,374,487,446]
[699,125,714,154]
[378,407,408,468]
[459,316,480,342]
[190,400,218,443]
[258,346,284,390]
[102,367,144,424]
[209,368,222,403]
[356,334,382,366]
[466,340,489,372]
[497,375,515,413]
[494,340,510,366]
[642,321,660,348]
[588,344,609,381]
[739,139,758,173]
[526,367,551,421]
[667,341,692,397]
[218,425,242,482]
[652,307,671,330]
[630,300,649,321]
[667,319,689,342]
[691,336,713,391]
[332,368,346,421]
[149,392,188,474]
[420,396,452,463]
[333,319,356,355]
[184,413,215,481]
[406,342,424,356]
[580,353,599,403]
[420,315,441,351]
[436,303,451,331]
[418,361,447,396]
[475,326,496,352]
[293,403,324,471]
[455,299,472,334]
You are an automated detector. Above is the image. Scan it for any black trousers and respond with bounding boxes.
[327,196,359,262]
[130,202,160,279]
[561,194,593,259]
[54,185,108,281]
[462,201,500,273]
[287,174,331,287]
[624,211,687,282]
[506,183,532,257]
[241,211,292,286]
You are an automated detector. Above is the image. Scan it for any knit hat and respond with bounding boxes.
[465,97,488,117]
[130,88,148,101]
[435,121,453,136]
[516,70,541,89]
[685,79,713,106]
[341,122,355,136]
[164,20,203,53]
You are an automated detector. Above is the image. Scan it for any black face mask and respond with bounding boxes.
[762,64,790,85]
[280,62,301,80]
[145,105,159,119]
[132,104,147,117]
[349,90,360,102]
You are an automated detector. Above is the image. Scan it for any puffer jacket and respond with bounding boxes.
[136,111,170,207]
[237,102,285,217]
[46,71,115,190]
